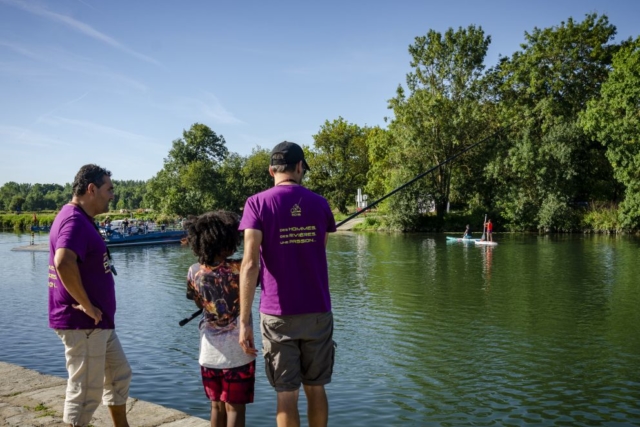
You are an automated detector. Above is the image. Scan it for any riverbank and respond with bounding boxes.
[0,361,208,426]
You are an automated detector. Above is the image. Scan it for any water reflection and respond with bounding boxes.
[481,245,493,291]
[1,233,640,426]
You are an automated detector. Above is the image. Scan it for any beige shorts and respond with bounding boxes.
[260,312,335,392]
[55,328,131,427]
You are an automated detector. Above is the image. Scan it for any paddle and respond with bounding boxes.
[481,214,487,241]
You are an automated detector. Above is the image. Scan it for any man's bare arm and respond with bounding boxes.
[54,248,102,325]
[238,229,262,356]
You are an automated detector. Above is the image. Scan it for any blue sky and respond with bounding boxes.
[1,0,639,185]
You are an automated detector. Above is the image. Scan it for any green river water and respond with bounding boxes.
[1,231,638,426]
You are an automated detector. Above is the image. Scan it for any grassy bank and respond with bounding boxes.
[3,203,632,234]
[347,205,633,234]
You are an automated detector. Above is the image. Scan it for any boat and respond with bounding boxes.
[30,221,186,247]
[446,236,480,242]
[101,228,186,247]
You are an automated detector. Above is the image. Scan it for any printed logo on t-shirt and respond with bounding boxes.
[48,265,57,288]
[102,252,112,274]
[291,203,301,217]
[279,225,316,245]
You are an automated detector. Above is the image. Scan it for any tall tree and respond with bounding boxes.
[307,117,370,214]
[146,123,228,216]
[0,182,31,211]
[487,14,620,231]
[241,147,272,197]
[386,25,492,227]
[581,36,640,228]
[216,147,273,213]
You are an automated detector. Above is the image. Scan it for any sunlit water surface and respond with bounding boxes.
[1,232,639,426]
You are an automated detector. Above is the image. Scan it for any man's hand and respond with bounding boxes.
[72,303,103,325]
[239,323,258,356]
[239,228,261,357]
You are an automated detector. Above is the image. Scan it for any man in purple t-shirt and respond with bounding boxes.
[239,141,336,427]
[49,164,131,427]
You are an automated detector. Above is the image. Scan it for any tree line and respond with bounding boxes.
[2,13,639,232]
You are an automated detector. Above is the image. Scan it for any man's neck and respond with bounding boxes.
[70,198,95,218]
[274,175,299,186]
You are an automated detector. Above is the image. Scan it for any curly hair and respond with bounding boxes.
[184,211,241,266]
[72,164,112,196]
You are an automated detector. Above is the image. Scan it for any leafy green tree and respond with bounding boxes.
[146,123,228,216]
[307,117,370,214]
[241,147,272,197]
[486,13,620,230]
[386,25,492,226]
[9,195,26,212]
[23,184,47,211]
[44,190,67,210]
[217,153,247,212]
[211,147,272,213]
[581,36,640,228]
[112,180,147,211]
[0,182,31,211]
[364,126,395,201]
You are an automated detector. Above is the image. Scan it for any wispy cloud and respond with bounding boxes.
[0,40,149,91]
[30,92,90,126]
[0,124,71,148]
[0,40,44,61]
[0,0,160,66]
[75,0,100,12]
[42,116,154,143]
[198,93,245,125]
[160,93,244,125]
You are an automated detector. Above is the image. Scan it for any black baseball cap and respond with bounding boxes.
[270,141,310,171]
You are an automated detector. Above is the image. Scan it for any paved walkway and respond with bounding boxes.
[336,217,365,231]
[0,361,208,426]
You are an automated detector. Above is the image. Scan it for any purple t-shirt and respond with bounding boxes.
[239,185,336,316]
[48,204,117,329]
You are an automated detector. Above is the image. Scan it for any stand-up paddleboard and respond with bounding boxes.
[446,236,480,242]
[475,240,498,246]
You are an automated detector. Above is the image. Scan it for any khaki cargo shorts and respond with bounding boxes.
[260,311,335,392]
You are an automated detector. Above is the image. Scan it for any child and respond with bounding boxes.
[184,211,256,427]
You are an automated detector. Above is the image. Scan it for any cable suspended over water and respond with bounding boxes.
[335,124,510,228]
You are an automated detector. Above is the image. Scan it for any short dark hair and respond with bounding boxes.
[269,153,297,173]
[184,211,240,266]
[72,164,112,196]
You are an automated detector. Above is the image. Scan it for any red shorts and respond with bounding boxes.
[201,361,255,404]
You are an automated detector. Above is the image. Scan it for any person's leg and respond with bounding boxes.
[277,389,300,427]
[202,366,226,427]
[107,404,129,427]
[55,329,109,427]
[102,330,131,427]
[224,402,245,427]
[211,401,227,427]
[261,314,303,426]
[303,385,328,427]
[219,361,255,427]
[299,312,335,427]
